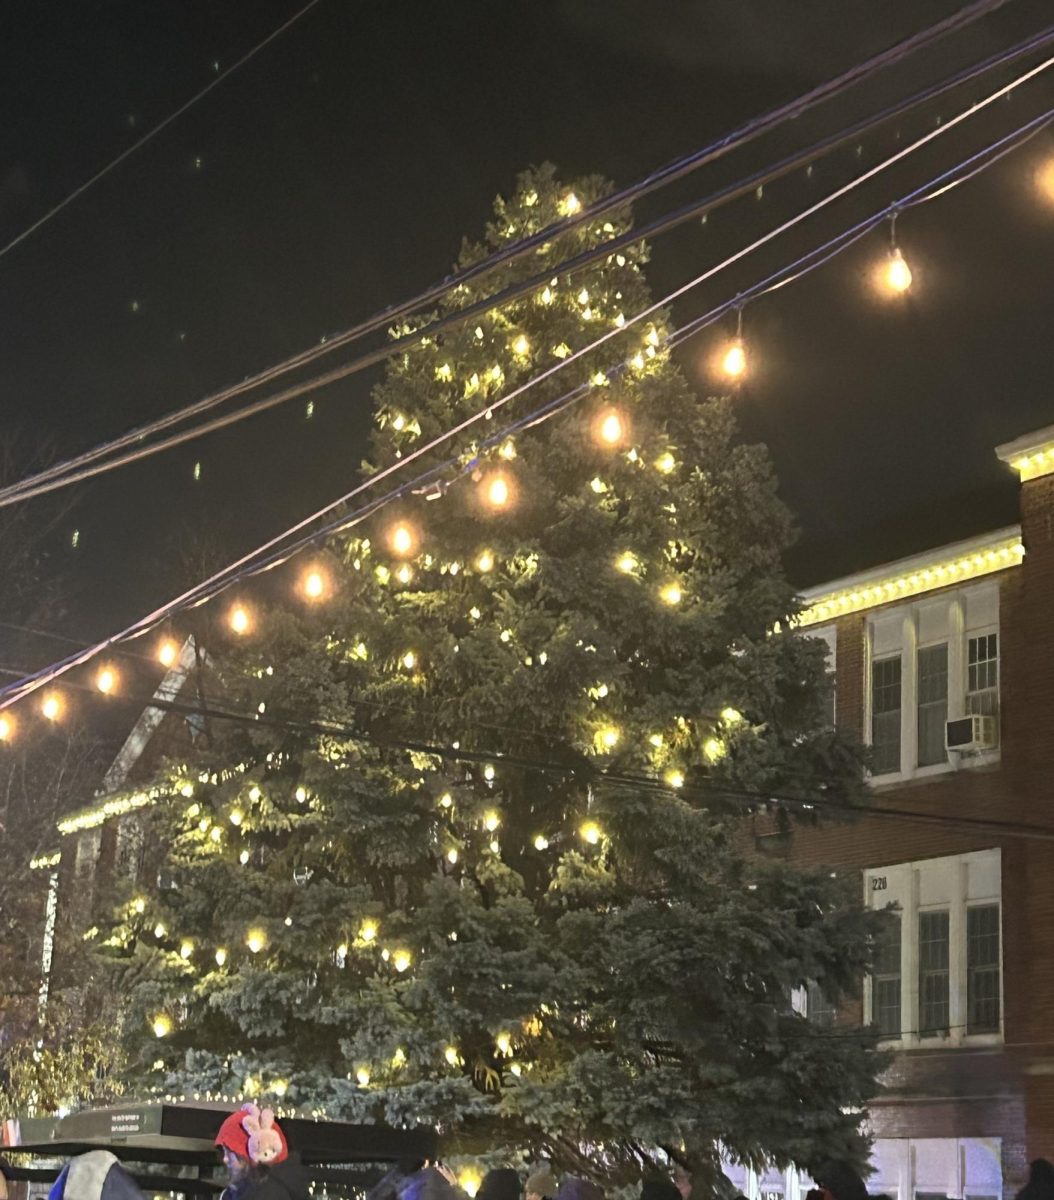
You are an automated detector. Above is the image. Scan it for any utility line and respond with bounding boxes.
[0,17,1047,508]
[1,91,1048,711]
[0,0,327,264]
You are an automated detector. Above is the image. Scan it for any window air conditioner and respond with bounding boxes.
[945,714,997,752]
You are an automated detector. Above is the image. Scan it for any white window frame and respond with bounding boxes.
[863,585,1000,783]
[864,849,1003,1050]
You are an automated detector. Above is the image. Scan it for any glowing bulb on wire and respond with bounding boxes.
[883,246,913,293]
[302,568,327,600]
[41,692,63,722]
[580,820,602,845]
[593,408,626,448]
[389,523,416,557]
[158,639,179,668]
[229,605,251,635]
[721,339,747,380]
[95,667,117,695]
[151,1014,172,1038]
[483,474,511,509]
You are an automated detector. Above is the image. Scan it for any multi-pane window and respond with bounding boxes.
[806,979,835,1028]
[917,643,949,767]
[967,633,999,718]
[872,656,902,775]
[873,911,902,1038]
[918,910,951,1035]
[967,904,1001,1033]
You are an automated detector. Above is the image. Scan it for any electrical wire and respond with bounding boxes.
[1,18,1049,508]
[2,94,1049,711]
[0,0,327,264]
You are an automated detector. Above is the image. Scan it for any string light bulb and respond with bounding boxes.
[593,407,627,448]
[459,1170,482,1199]
[359,919,378,942]
[158,639,179,667]
[598,726,619,750]
[444,1045,460,1066]
[246,928,266,954]
[301,567,329,601]
[392,949,412,973]
[215,947,227,967]
[721,338,747,380]
[41,692,63,722]
[180,940,194,960]
[0,714,14,742]
[389,522,416,557]
[616,551,639,575]
[534,834,549,851]
[401,650,417,671]
[495,1032,513,1056]
[561,192,582,216]
[660,583,683,606]
[580,820,602,845]
[151,1014,172,1038]
[482,473,512,510]
[476,550,494,572]
[878,213,913,295]
[512,334,530,356]
[483,810,500,832]
[95,666,118,695]
[229,605,252,635]
[356,1068,371,1087]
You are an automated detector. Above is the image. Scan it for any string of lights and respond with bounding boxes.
[0,0,328,265]
[1,21,1051,509]
[1,95,1050,719]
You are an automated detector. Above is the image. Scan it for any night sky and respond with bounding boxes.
[4,0,1054,659]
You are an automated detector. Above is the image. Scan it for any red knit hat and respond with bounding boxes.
[214,1104,288,1166]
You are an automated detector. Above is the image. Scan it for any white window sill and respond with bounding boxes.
[867,749,1000,789]
[877,1030,1003,1050]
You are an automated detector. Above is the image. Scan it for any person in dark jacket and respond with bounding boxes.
[526,1169,558,1200]
[47,1151,144,1200]
[555,1179,604,1200]
[214,1103,309,1200]
[1017,1159,1054,1200]
[640,1177,681,1200]
[812,1162,867,1200]
[479,1170,521,1200]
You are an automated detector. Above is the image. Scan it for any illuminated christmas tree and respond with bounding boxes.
[101,165,882,1187]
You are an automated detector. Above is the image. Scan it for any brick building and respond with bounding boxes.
[726,423,1054,1200]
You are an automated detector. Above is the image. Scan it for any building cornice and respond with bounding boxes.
[796,525,1023,628]
[996,424,1054,482]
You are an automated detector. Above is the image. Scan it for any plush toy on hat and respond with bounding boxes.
[242,1104,284,1165]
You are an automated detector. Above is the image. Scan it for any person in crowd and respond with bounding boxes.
[812,1162,867,1200]
[672,1168,692,1200]
[526,1168,558,1200]
[47,1151,144,1200]
[1016,1159,1054,1200]
[396,1164,467,1200]
[214,1103,308,1200]
[368,1162,427,1200]
[479,1170,521,1200]
[555,1178,604,1200]
[641,1177,681,1200]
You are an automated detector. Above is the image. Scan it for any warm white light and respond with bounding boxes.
[1036,160,1054,203]
[246,929,266,954]
[180,940,194,960]
[152,1014,172,1038]
[594,408,626,447]
[534,834,549,851]
[703,737,727,763]
[41,692,63,722]
[158,639,179,667]
[721,339,747,380]
[655,452,676,474]
[229,809,243,826]
[476,550,494,572]
[616,552,638,574]
[401,650,416,671]
[580,821,602,845]
[721,707,743,725]
[577,288,590,305]
[446,848,459,864]
[660,583,682,606]
[483,810,500,832]
[439,792,453,808]
[154,923,167,938]
[302,568,327,600]
[0,715,13,742]
[390,522,416,557]
[392,949,412,972]
[512,334,530,356]
[459,1170,482,1198]
[495,1032,513,1055]
[215,947,227,966]
[484,474,511,509]
[599,727,619,749]
[444,1045,460,1066]
[883,247,913,294]
[229,605,251,635]
[356,1067,371,1086]
[359,919,378,942]
[209,826,222,843]
[667,770,685,789]
[95,666,117,695]
[395,563,413,585]
[561,192,582,216]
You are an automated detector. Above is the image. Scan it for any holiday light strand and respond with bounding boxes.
[1,96,1051,714]
[0,20,1050,509]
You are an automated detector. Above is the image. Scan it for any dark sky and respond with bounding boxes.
[3,0,1054,656]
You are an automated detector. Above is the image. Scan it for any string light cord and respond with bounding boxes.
[2,23,1052,508]
[0,0,327,265]
[1,98,1050,711]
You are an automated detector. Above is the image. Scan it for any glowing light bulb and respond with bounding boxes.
[580,820,602,845]
[154,923,167,939]
[302,569,327,600]
[95,667,117,695]
[215,947,227,966]
[649,733,664,748]
[703,737,727,763]
[483,764,496,781]
[534,834,549,850]
[395,563,413,585]
[359,919,378,942]
[667,771,685,789]
[295,786,307,803]
[444,1045,460,1066]
[239,850,249,864]
[595,409,625,447]
[209,826,222,843]
[660,583,682,606]
[0,715,13,742]
[561,192,582,216]
[721,707,744,725]
[721,339,747,380]
[401,650,416,671]
[655,452,676,474]
[446,848,459,864]
[476,550,494,572]
[180,940,194,960]
[391,1047,407,1067]
[392,949,412,973]
[599,727,619,749]
[133,897,146,914]
[499,438,517,460]
[883,246,913,293]
[152,1015,172,1038]
[156,638,179,669]
[512,334,530,356]
[495,1032,512,1056]
[484,474,510,509]
[577,288,590,305]
[390,523,415,557]
[229,605,251,635]
[356,1068,371,1087]
[439,792,453,808]
[459,1170,482,1198]
[246,929,266,954]
[483,811,500,832]
[41,692,63,722]
[617,552,638,574]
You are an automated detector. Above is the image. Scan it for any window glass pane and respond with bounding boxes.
[967,903,1001,1033]
[918,909,950,1034]
[967,632,999,722]
[872,655,902,775]
[917,643,948,767]
[807,979,835,1028]
[872,909,902,1037]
